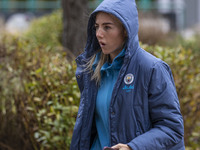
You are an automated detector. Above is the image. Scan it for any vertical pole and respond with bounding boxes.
[198,0,200,24]
[174,0,185,31]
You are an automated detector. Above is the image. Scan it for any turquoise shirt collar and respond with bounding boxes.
[92,48,126,72]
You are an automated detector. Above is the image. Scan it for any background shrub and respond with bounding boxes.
[0,10,79,150]
[0,35,80,150]
[24,10,63,49]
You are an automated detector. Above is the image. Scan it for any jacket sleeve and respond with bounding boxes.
[128,62,184,150]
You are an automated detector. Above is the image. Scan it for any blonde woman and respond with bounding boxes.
[70,0,185,150]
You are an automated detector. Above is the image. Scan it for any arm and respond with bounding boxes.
[127,62,184,150]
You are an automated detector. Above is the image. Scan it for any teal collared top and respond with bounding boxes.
[91,48,126,150]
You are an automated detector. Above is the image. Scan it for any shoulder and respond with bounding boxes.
[127,48,168,72]
[126,48,173,88]
[136,48,161,66]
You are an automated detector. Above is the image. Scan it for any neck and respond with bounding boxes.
[109,45,124,62]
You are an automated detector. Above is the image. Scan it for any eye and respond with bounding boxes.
[94,25,99,30]
[104,26,111,30]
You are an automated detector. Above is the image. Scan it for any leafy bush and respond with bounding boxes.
[0,35,80,150]
[24,10,63,49]
[0,10,79,150]
[178,34,200,54]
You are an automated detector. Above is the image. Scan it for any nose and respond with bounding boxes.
[96,28,103,39]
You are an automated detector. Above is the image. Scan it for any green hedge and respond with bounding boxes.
[24,10,63,49]
[0,10,200,150]
[0,35,80,149]
[0,10,80,150]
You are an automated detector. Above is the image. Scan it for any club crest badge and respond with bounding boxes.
[124,73,134,85]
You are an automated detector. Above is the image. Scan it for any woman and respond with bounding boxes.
[70,0,185,150]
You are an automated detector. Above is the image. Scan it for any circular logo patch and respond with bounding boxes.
[124,73,134,85]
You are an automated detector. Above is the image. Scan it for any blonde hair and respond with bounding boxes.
[85,52,109,85]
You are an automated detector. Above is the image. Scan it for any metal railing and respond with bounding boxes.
[0,0,100,12]
[0,0,185,30]
[0,0,185,12]
[0,0,61,12]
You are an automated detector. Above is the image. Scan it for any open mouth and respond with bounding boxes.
[99,41,106,47]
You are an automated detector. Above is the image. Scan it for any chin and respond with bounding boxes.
[101,50,111,55]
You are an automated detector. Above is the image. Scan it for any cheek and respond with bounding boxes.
[111,32,125,44]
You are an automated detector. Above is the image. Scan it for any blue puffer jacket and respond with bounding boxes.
[70,0,185,150]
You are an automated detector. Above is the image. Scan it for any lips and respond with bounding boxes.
[99,41,106,47]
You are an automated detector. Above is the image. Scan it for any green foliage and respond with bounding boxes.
[24,10,63,49]
[0,35,79,149]
[21,49,79,149]
[178,34,200,54]
[0,10,79,150]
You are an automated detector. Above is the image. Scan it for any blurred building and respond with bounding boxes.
[1,0,200,32]
[156,0,200,30]
[184,0,200,28]
[0,0,61,12]
[89,0,200,32]
[0,0,61,34]
[156,0,185,30]
[0,0,61,20]
[140,0,200,30]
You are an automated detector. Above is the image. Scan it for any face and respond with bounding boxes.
[95,12,126,61]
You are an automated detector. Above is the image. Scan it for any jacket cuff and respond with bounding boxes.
[127,142,138,150]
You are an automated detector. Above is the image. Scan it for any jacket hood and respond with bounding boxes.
[85,0,140,59]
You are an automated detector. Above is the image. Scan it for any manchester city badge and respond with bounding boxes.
[124,73,134,85]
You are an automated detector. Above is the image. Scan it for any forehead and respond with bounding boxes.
[95,12,121,24]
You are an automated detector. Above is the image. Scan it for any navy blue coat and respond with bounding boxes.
[70,0,185,149]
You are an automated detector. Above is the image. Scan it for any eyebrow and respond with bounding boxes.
[95,22,114,25]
